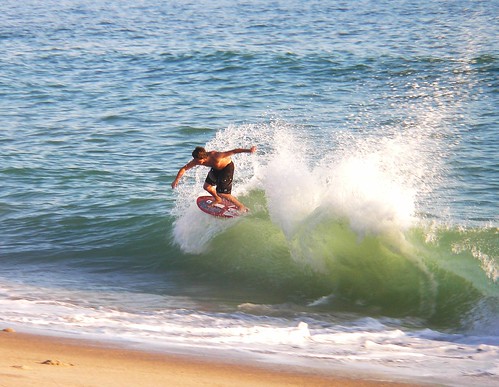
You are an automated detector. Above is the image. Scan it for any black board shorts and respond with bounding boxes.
[205,162,234,194]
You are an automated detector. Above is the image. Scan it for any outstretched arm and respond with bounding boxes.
[220,146,257,158]
[171,159,198,189]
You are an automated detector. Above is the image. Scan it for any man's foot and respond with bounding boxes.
[209,197,223,207]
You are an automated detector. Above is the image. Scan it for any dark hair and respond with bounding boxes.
[192,146,207,160]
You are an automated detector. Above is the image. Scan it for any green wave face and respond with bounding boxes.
[177,193,497,327]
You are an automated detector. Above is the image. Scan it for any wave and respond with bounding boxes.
[173,194,497,325]
[171,122,498,326]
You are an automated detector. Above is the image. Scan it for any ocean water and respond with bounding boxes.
[1,0,498,385]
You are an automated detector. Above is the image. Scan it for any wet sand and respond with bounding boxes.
[1,329,422,386]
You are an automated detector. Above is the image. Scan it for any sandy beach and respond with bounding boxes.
[0,329,422,387]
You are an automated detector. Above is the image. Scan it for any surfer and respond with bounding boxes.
[171,146,257,212]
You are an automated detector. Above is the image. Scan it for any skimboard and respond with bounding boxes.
[196,196,241,218]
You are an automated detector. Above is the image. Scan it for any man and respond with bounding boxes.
[171,146,257,212]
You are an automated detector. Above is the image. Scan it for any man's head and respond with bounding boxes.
[192,146,207,160]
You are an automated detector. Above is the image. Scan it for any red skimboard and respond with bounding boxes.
[196,196,241,218]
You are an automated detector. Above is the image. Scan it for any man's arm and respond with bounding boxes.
[171,159,198,189]
[220,146,257,158]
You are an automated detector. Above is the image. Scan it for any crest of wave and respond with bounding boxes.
[261,125,440,240]
[172,119,444,253]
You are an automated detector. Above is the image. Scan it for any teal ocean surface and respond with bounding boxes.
[1,0,498,385]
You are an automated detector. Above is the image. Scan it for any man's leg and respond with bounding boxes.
[203,182,222,204]
[219,193,248,212]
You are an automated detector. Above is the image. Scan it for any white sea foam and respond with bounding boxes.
[1,278,498,386]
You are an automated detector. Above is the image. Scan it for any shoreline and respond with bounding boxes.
[1,328,423,387]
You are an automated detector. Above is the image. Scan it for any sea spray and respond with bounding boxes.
[262,126,320,237]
